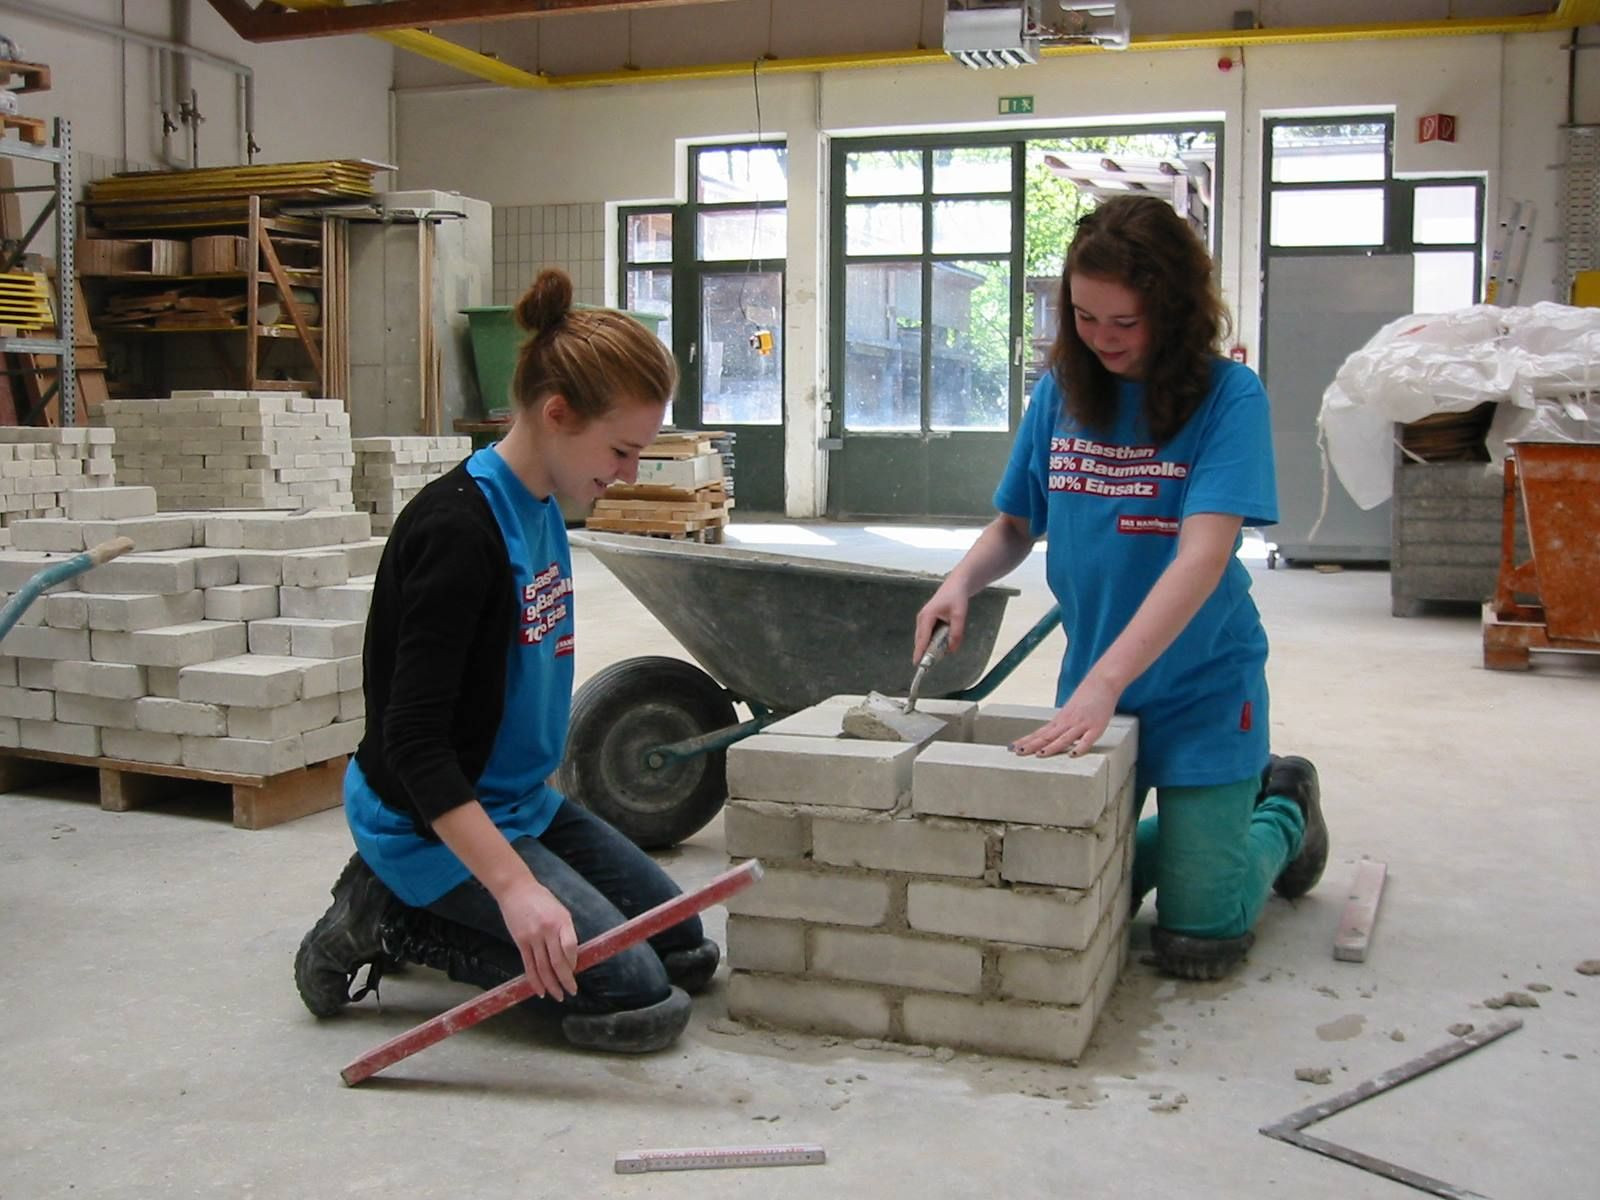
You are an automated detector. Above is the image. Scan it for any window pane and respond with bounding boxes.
[932,199,1010,254]
[700,272,782,426]
[1413,251,1478,313]
[625,212,672,263]
[844,261,922,432]
[846,202,922,256]
[696,146,787,203]
[1413,186,1478,245]
[846,149,923,197]
[697,208,786,260]
[625,268,672,349]
[1271,122,1387,183]
[1269,189,1385,247]
[932,146,1011,194]
[930,259,1010,432]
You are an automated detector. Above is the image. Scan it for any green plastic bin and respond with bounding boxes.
[462,304,666,418]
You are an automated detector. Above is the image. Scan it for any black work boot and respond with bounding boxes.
[293,853,400,1017]
[1150,927,1254,981]
[561,986,692,1053]
[1265,755,1328,899]
[660,938,720,995]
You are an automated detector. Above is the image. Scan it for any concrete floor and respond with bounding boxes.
[3,521,1596,1199]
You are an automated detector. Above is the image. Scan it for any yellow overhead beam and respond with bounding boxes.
[277,0,1600,91]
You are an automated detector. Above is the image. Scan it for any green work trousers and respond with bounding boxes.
[1131,777,1306,941]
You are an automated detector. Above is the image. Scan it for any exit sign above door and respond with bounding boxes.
[999,95,1034,115]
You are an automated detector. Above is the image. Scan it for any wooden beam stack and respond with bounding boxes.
[588,430,734,542]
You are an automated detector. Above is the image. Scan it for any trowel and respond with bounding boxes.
[841,623,952,742]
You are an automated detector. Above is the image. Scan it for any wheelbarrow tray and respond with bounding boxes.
[573,531,1021,714]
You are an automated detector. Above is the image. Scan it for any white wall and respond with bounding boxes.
[395,33,1581,515]
[2,0,393,175]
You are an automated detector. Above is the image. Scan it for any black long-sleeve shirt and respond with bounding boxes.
[355,462,518,836]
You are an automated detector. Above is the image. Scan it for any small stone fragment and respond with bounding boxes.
[1390,1030,1406,1042]
[1148,1092,1188,1113]
[1574,960,1600,976]
[1484,991,1540,1010]
[706,1018,747,1037]
[1295,1067,1333,1085]
[1526,983,1552,993]
[1447,1023,1475,1037]
[934,1047,956,1063]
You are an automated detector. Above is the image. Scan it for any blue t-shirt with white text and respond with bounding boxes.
[994,358,1277,791]
[345,444,574,906]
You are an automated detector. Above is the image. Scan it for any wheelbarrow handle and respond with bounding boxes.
[0,536,138,645]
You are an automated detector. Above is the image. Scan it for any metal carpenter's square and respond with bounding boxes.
[340,858,763,1086]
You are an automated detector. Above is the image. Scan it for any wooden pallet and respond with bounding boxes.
[0,749,346,830]
[0,113,46,146]
[0,59,51,94]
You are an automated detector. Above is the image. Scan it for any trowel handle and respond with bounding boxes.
[918,622,952,671]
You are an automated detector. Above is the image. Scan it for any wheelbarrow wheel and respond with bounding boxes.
[559,656,739,850]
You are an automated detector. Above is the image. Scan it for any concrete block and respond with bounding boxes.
[42,591,89,629]
[725,916,807,974]
[767,696,977,743]
[2,592,46,626]
[1001,798,1121,890]
[0,685,52,720]
[723,799,810,860]
[11,518,83,552]
[912,742,1109,829]
[727,973,892,1040]
[900,994,1092,1064]
[2,624,91,661]
[279,582,373,621]
[78,554,197,595]
[338,689,363,722]
[55,692,139,730]
[134,697,227,737]
[727,734,916,811]
[286,618,365,659]
[907,880,1101,951]
[188,548,241,589]
[303,718,363,763]
[723,866,892,927]
[16,658,53,689]
[334,655,362,691]
[101,727,183,765]
[0,656,14,686]
[85,590,205,632]
[79,517,198,552]
[0,715,15,746]
[204,584,278,623]
[226,694,340,740]
[811,929,983,995]
[146,667,181,698]
[90,621,247,668]
[298,658,342,700]
[812,812,988,879]
[343,538,386,577]
[246,619,292,656]
[0,552,64,593]
[178,654,315,707]
[281,551,349,589]
[20,718,99,757]
[52,660,145,700]
[65,486,158,521]
[970,703,1059,746]
[202,512,347,551]
[234,551,285,585]
[997,906,1122,1007]
[181,733,306,776]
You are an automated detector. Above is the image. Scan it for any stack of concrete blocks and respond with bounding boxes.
[99,391,355,512]
[722,698,1138,1065]
[0,485,383,778]
[0,428,118,547]
[351,436,471,534]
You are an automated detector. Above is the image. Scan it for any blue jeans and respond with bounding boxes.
[420,800,703,1016]
[1130,777,1305,940]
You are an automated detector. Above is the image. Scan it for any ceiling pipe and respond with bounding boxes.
[0,0,258,162]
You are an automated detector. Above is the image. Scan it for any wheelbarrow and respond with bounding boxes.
[0,537,136,644]
[558,531,1061,848]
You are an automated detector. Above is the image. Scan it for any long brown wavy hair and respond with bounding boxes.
[1049,195,1230,443]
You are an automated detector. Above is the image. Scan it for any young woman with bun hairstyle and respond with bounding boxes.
[294,268,717,1052]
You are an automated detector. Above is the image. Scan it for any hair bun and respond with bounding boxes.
[515,267,574,333]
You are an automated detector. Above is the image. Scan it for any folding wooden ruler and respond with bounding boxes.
[615,1143,826,1174]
